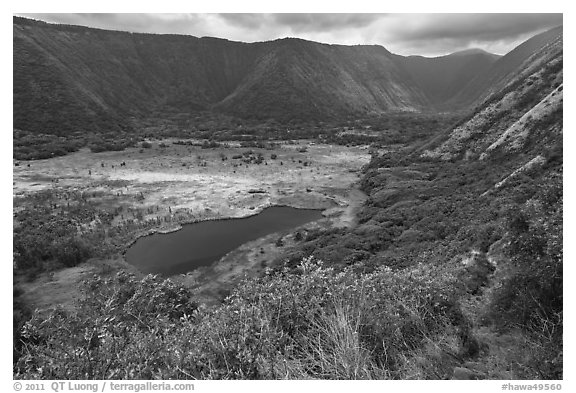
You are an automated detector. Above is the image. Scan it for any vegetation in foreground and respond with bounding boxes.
[13,138,562,379]
[15,259,473,379]
[12,55,563,379]
[12,18,562,380]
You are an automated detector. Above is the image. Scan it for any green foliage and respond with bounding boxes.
[13,206,95,272]
[489,176,562,329]
[16,272,197,379]
[12,18,563,380]
[13,129,563,380]
[12,189,122,274]
[15,259,474,380]
[89,136,135,153]
[13,287,32,363]
[480,174,563,379]
[277,127,562,378]
[294,158,516,273]
[13,129,85,160]
[201,140,221,149]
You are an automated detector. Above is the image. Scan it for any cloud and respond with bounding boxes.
[387,14,561,42]
[21,13,211,36]
[17,13,563,56]
[217,13,270,29]
[215,13,381,33]
[271,13,381,33]
[376,13,562,55]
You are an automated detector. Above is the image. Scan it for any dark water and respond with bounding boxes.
[125,206,323,276]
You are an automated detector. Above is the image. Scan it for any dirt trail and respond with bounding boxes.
[329,187,368,228]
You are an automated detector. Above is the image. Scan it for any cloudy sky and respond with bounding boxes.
[18,13,562,57]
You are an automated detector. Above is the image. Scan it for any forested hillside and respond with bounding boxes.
[14,16,502,137]
[14,23,562,379]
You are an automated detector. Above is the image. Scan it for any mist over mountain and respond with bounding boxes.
[447,26,563,110]
[394,50,501,108]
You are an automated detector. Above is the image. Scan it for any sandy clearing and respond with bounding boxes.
[13,141,369,220]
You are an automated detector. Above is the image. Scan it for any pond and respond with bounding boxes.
[125,206,324,276]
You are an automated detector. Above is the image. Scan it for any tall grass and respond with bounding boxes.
[16,259,477,379]
[292,300,389,379]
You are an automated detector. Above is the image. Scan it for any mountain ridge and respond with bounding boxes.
[13,16,563,136]
[447,26,563,110]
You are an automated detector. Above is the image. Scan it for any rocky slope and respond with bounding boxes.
[447,26,563,109]
[422,27,562,165]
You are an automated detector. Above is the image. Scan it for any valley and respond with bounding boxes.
[13,140,371,307]
[12,15,563,381]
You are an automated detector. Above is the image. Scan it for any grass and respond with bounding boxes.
[293,301,389,379]
[15,258,480,380]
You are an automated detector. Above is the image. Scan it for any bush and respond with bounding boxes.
[485,177,562,378]
[15,259,475,380]
[13,287,32,364]
[13,129,85,160]
[15,272,197,379]
[489,202,562,328]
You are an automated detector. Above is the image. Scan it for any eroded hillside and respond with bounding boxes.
[14,16,505,136]
[13,19,563,380]
[422,32,562,165]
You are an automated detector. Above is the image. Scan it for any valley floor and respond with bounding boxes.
[13,140,371,308]
[13,136,562,380]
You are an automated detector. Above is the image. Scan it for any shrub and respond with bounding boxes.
[201,258,474,378]
[485,177,562,378]
[15,272,198,379]
[15,258,475,380]
[13,287,32,364]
